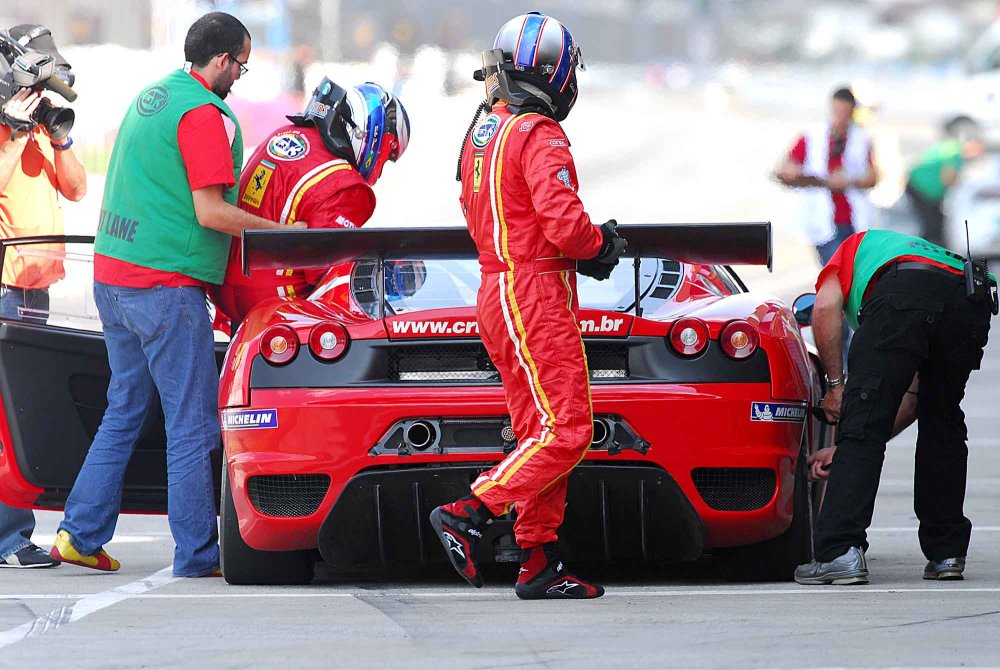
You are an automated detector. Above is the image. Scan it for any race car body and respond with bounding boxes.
[0,224,833,585]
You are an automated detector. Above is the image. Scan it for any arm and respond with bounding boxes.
[192,185,299,235]
[813,274,846,421]
[522,122,602,259]
[0,89,40,191]
[51,140,87,201]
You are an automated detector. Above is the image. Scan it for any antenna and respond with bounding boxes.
[965,219,973,260]
[963,219,977,297]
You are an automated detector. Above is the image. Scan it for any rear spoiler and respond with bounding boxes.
[242,222,772,275]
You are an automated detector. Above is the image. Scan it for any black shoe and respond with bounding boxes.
[514,544,605,600]
[0,543,61,568]
[923,557,965,580]
[429,497,492,588]
[794,546,868,585]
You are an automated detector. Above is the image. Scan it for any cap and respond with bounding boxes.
[8,24,71,70]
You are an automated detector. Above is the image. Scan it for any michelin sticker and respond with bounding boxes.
[267,130,310,161]
[750,402,806,423]
[471,114,501,148]
[222,409,279,431]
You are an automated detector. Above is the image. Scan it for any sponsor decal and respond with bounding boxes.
[750,402,807,423]
[241,160,275,208]
[136,86,169,116]
[473,152,484,193]
[546,580,579,595]
[549,139,568,147]
[556,166,575,191]
[267,130,310,161]
[519,120,536,133]
[308,101,330,118]
[390,314,629,338]
[443,531,466,559]
[484,72,500,97]
[335,215,357,229]
[222,409,279,431]
[471,113,501,148]
[579,315,627,335]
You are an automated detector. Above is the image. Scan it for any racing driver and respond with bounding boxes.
[430,12,627,600]
[210,78,409,324]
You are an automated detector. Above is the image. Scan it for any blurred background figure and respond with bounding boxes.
[905,137,985,245]
[775,86,880,265]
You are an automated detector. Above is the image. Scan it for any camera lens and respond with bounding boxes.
[31,97,74,141]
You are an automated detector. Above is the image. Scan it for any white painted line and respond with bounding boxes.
[0,566,177,649]
[869,526,1000,532]
[3,587,1000,600]
[29,533,169,545]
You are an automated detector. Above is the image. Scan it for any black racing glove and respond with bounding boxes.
[577,220,627,281]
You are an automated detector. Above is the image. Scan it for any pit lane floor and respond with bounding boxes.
[1,341,998,669]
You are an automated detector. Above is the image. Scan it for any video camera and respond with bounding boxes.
[0,24,77,140]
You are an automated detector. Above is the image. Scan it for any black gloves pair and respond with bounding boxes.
[578,219,627,281]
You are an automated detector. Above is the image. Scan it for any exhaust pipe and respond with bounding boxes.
[591,418,610,446]
[404,421,437,450]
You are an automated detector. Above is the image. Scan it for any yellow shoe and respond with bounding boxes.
[49,530,120,572]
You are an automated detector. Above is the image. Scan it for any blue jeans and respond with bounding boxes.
[0,286,49,559]
[60,283,220,576]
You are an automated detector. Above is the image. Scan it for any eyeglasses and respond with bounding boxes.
[220,52,249,76]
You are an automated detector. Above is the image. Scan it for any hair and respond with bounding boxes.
[183,12,250,67]
[831,86,856,107]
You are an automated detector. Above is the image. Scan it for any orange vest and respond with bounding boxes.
[0,125,65,289]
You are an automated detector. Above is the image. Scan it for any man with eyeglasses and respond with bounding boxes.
[49,12,302,577]
[776,86,880,265]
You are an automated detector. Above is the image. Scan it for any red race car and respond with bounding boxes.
[0,224,831,585]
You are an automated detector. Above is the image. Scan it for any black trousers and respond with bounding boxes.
[814,266,991,562]
[906,183,945,247]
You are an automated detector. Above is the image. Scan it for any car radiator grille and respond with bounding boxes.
[387,343,629,382]
[247,474,331,517]
[690,468,777,512]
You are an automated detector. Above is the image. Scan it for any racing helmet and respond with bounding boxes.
[288,78,410,185]
[476,12,585,122]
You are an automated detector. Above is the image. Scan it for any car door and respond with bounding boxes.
[0,236,225,512]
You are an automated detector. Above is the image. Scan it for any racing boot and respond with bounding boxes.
[514,543,605,600]
[429,496,493,588]
[49,530,120,572]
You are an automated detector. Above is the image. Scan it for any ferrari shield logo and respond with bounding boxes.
[241,160,275,208]
[473,153,484,193]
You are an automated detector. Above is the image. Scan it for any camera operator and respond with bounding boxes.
[0,26,85,569]
[794,229,994,586]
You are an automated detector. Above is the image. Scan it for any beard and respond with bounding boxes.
[212,71,235,99]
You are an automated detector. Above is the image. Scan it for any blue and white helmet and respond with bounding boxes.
[291,78,409,185]
[479,12,586,122]
[344,83,410,185]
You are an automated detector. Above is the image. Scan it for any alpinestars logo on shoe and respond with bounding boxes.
[546,580,580,595]
[443,531,466,559]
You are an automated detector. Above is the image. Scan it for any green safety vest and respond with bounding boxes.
[96,69,243,284]
[845,229,975,329]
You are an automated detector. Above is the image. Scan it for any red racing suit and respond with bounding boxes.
[210,124,375,323]
[459,104,603,548]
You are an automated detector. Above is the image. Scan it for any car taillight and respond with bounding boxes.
[721,320,760,360]
[669,317,709,357]
[260,324,299,365]
[309,322,349,361]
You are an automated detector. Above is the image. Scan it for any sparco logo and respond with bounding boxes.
[749,402,806,423]
[222,409,279,431]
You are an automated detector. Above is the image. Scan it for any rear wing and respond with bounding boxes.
[241,222,772,275]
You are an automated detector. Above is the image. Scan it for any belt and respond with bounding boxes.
[876,261,964,284]
[479,257,576,274]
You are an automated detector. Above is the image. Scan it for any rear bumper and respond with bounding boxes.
[224,383,804,554]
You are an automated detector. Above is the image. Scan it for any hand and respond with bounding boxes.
[807,446,837,481]
[577,257,617,281]
[285,221,308,230]
[821,385,844,423]
[594,219,627,264]
[775,163,802,184]
[826,171,849,191]
[1,89,41,132]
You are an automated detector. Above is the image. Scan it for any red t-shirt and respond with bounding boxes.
[789,134,873,226]
[94,71,236,288]
[816,231,963,301]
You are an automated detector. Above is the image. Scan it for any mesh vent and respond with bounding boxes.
[247,474,331,517]
[387,343,628,382]
[691,468,776,512]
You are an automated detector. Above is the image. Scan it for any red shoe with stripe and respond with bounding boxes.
[49,530,120,572]
[429,496,493,588]
[514,543,605,600]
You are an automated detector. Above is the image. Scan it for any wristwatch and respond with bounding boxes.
[825,373,847,388]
